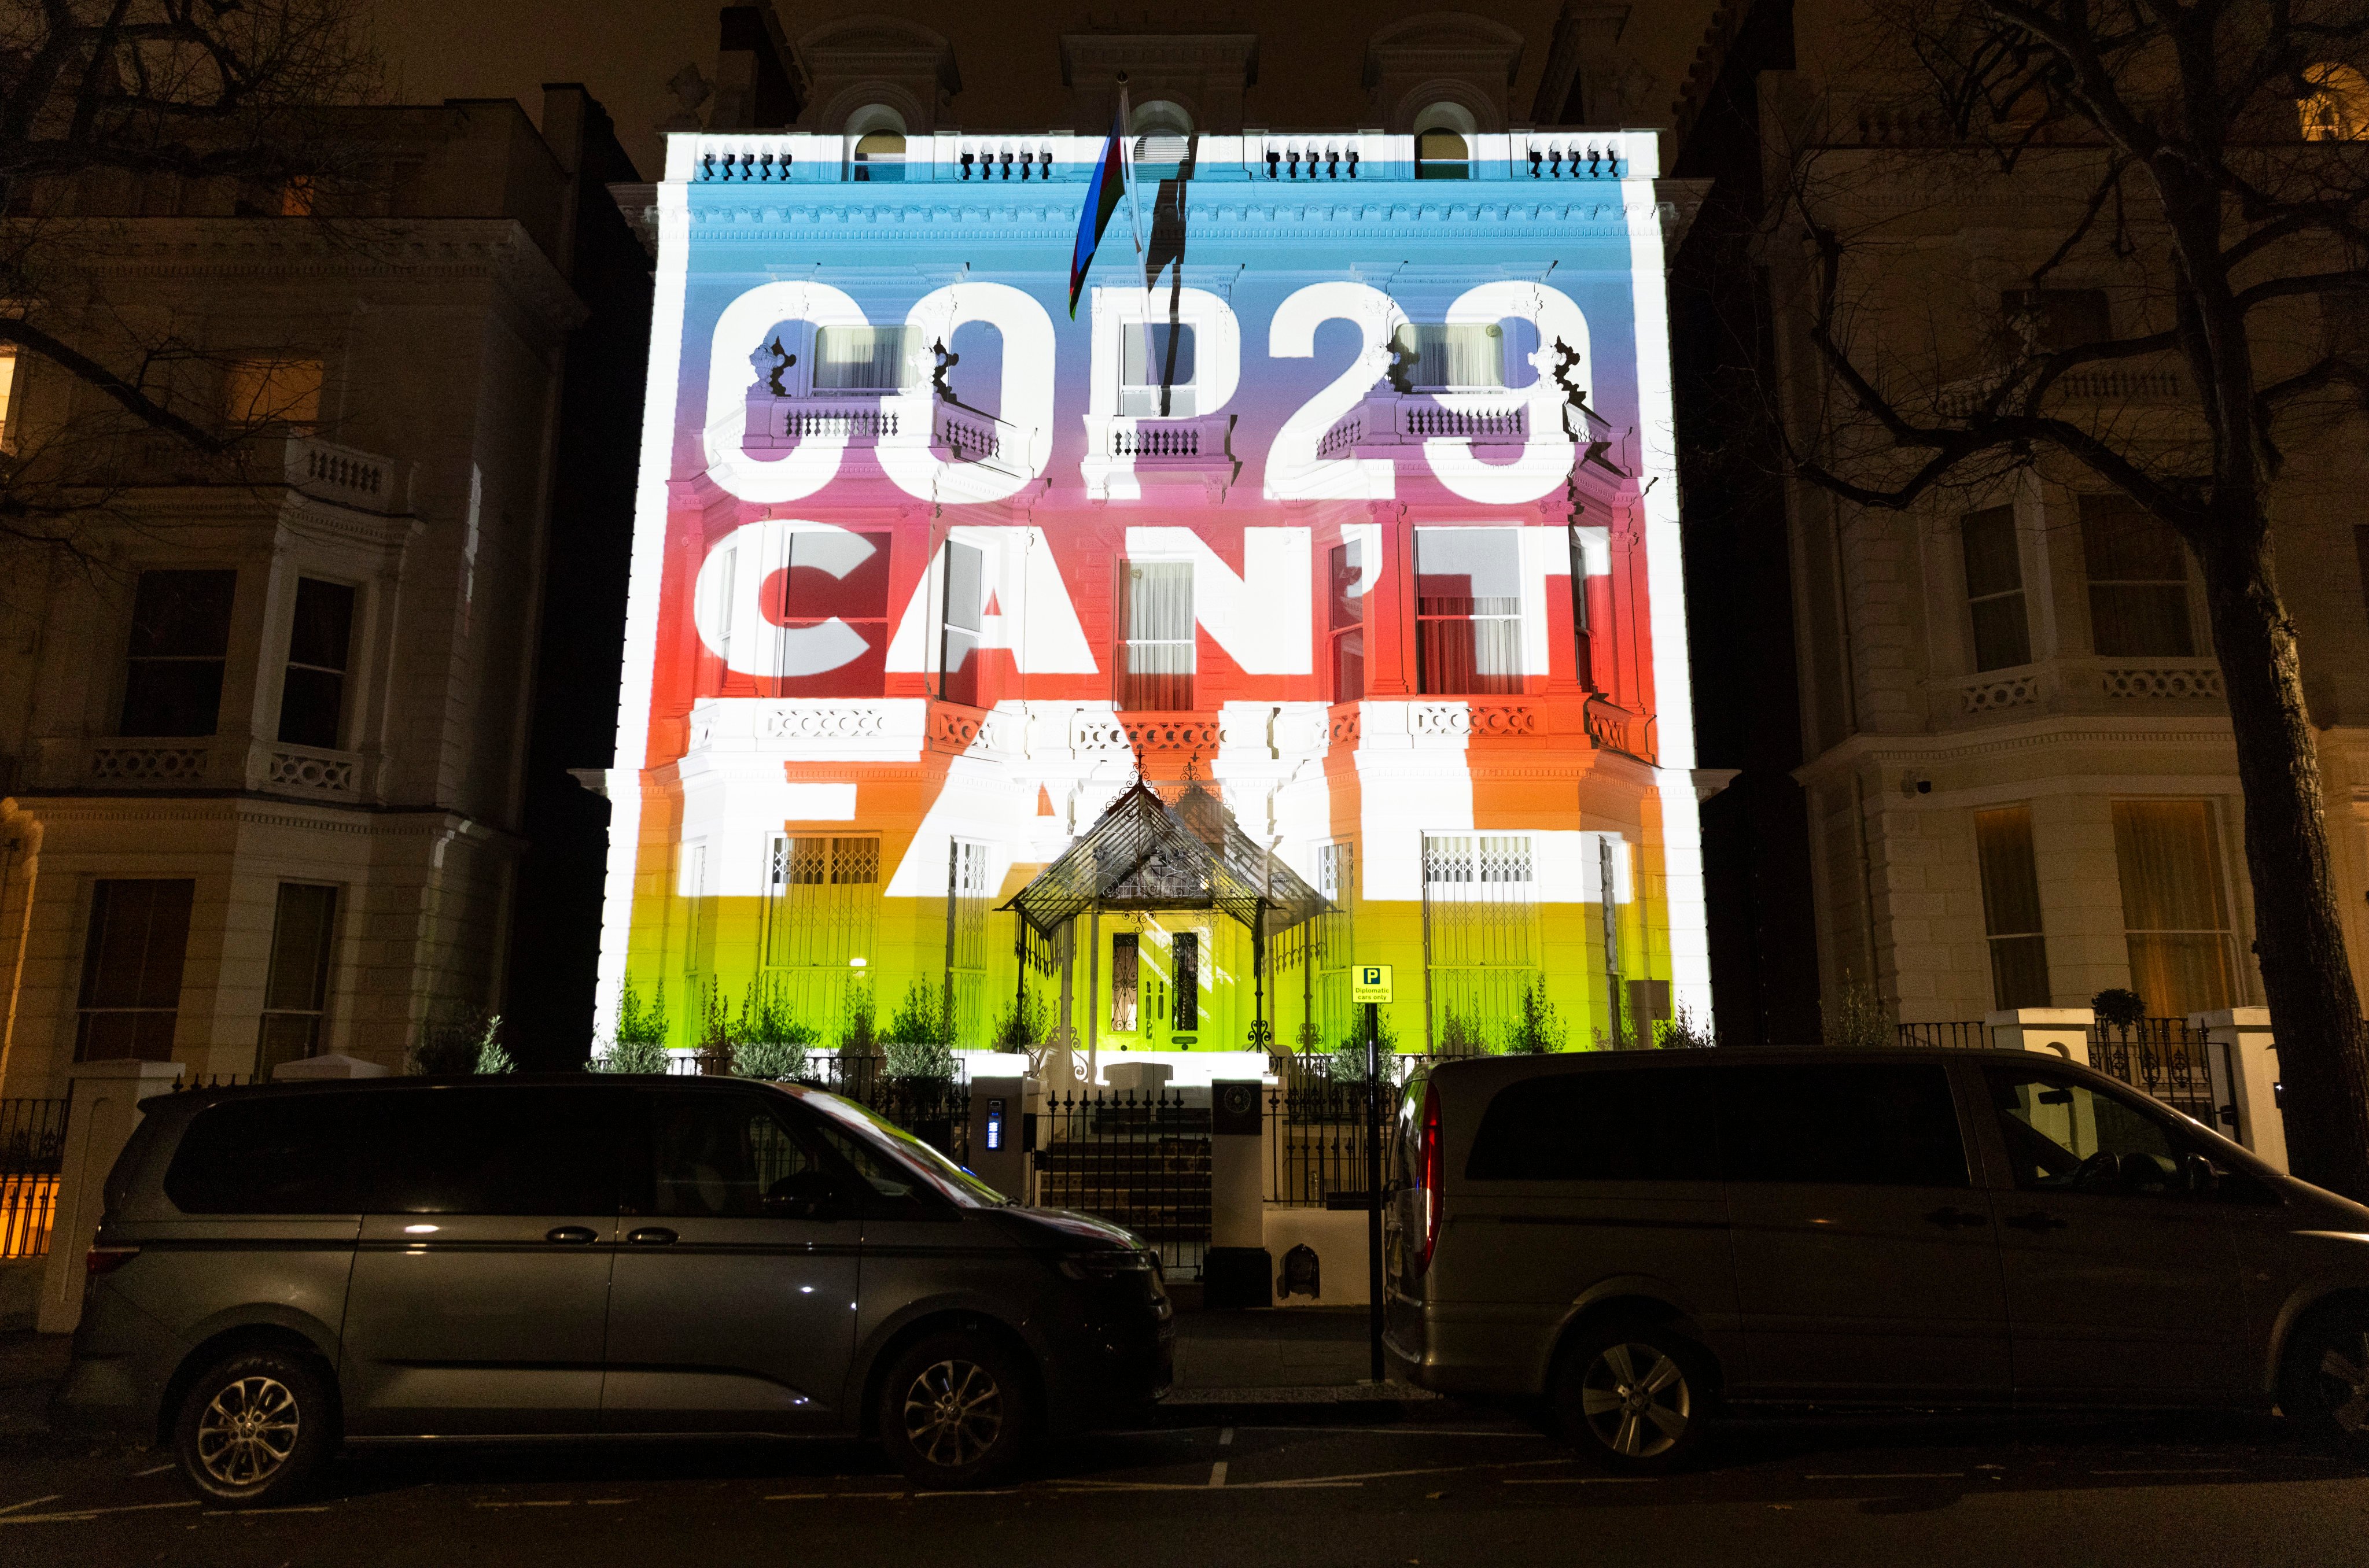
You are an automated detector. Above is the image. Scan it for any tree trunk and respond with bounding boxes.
[2198,524,2369,1200]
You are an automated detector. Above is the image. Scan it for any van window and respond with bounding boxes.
[648,1093,830,1217]
[164,1087,631,1216]
[1716,1064,1968,1188]
[1985,1066,2182,1194]
[1467,1067,1719,1181]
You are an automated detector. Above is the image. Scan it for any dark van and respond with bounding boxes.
[1386,1047,2369,1470]
[53,1075,1171,1504]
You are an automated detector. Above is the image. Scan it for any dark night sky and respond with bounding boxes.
[363,0,1720,177]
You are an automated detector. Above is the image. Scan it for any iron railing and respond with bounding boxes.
[0,1098,68,1259]
[1032,1088,1210,1277]
[1266,1079,1398,1208]
[1896,1021,1996,1049]
[2088,1018,2235,1129]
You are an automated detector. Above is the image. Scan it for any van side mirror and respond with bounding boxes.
[2178,1152,2220,1198]
[764,1168,851,1220]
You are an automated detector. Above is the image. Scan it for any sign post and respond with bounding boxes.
[1353,965,1392,1383]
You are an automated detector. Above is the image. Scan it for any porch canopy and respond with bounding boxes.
[1003,778,1329,943]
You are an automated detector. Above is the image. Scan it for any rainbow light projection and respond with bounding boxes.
[598,129,1704,1069]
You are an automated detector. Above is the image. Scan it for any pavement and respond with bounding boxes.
[3,1318,2366,1566]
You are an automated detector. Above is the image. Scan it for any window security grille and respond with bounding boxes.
[1422,835,1541,1052]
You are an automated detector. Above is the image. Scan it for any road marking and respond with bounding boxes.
[1209,1462,1228,1488]
[916,1489,1019,1498]
[0,1497,61,1518]
[0,1500,200,1526]
[134,1463,175,1477]
[1219,1427,1235,1447]
[586,1500,632,1506]
[1504,1477,1656,1486]
[1803,1473,1966,1481]
[2090,1468,2243,1476]
[473,1500,574,1508]
[765,1492,906,1501]
[216,1506,332,1515]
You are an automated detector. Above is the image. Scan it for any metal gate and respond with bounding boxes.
[1032,1089,1210,1277]
[2086,1019,2237,1131]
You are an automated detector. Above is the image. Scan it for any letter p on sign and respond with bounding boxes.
[1352,965,1392,1003]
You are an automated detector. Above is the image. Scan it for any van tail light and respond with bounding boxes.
[86,1244,138,1278]
[1415,1086,1443,1276]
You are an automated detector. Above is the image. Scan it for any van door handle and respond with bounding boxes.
[627,1226,678,1246]
[2004,1211,2069,1232]
[1924,1206,1988,1228]
[546,1226,598,1245]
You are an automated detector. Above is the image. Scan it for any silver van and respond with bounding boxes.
[53,1076,1172,1504]
[1385,1047,2369,1471]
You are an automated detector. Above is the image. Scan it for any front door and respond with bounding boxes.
[1977,1063,2244,1405]
[1719,1062,2012,1405]
[599,1089,863,1433]
[339,1084,630,1437]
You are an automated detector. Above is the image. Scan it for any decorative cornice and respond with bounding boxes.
[1795,715,2244,784]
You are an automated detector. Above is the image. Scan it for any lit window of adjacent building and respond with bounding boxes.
[1120,322,1197,417]
[813,326,915,392]
[1414,527,1522,695]
[2111,799,2240,1018]
[1973,805,2051,1009]
[1328,540,1366,702]
[1961,504,2032,670]
[277,577,355,749]
[256,883,337,1076]
[1117,560,1194,711]
[2300,62,2369,139]
[2080,495,2194,656]
[222,356,322,430]
[0,349,17,449]
[939,539,984,709]
[120,569,237,737]
[74,879,194,1062]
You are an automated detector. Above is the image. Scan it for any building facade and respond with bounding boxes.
[0,90,643,1093]
[599,56,1707,1067]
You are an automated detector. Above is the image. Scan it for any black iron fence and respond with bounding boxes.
[0,1098,68,1259]
[1896,1021,1995,1049]
[1265,1079,1397,1208]
[1033,1089,1210,1277]
[2088,1018,2234,1130]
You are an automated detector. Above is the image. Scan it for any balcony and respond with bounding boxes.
[1951,656,2227,725]
[1081,414,1240,500]
[743,393,1033,483]
[1932,367,2189,420]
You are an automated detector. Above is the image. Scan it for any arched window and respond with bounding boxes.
[846,106,909,182]
[1413,103,1476,179]
[1130,99,1192,167]
[2300,62,2369,140]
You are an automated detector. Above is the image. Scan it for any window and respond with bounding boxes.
[1985,1067,2194,1196]
[1111,933,1139,1032]
[222,357,322,430]
[1117,560,1194,710]
[2300,62,2369,140]
[75,879,194,1062]
[164,1094,381,1213]
[763,835,880,1028]
[255,883,337,1076]
[358,1087,632,1215]
[0,349,16,448]
[1416,129,1469,179]
[1961,506,2031,670]
[945,840,990,1042]
[771,529,891,694]
[648,1094,829,1217]
[1999,289,2110,356]
[1392,323,1506,390]
[2111,799,2239,1017]
[852,131,905,182]
[813,326,915,392]
[1415,527,1522,694]
[940,540,984,708]
[1974,806,2051,1009]
[1120,323,1197,418]
[1173,930,1200,1033]
[120,569,235,737]
[277,577,355,748]
[1716,1064,1969,1187]
[1314,842,1357,1047]
[1328,540,1366,702]
[2081,495,2194,656]
[1467,1067,1720,1182]
[1423,834,1540,1050]
[1568,526,1594,689]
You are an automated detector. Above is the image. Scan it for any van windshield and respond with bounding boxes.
[795,1089,1010,1208]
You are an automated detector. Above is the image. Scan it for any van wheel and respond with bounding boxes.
[171,1347,336,1507]
[2280,1302,2369,1458]
[1552,1325,1714,1474]
[877,1329,1032,1489]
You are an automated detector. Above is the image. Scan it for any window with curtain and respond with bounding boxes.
[1119,323,1197,417]
[1416,527,1523,695]
[278,577,355,748]
[813,326,913,392]
[222,357,322,430]
[940,540,984,708]
[772,529,892,695]
[1328,540,1365,702]
[75,879,195,1062]
[1111,933,1139,1033]
[121,569,237,737]
[1961,506,2031,671]
[256,883,338,1076]
[1117,560,1194,710]
[1973,806,2051,1009]
[2110,799,2240,1017]
[2081,495,2195,656]
[1392,323,1504,389]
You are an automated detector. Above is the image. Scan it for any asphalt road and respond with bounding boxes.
[3,1404,2363,1567]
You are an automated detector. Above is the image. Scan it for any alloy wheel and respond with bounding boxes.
[1578,1341,1691,1459]
[2316,1330,2369,1434]
[901,1357,1005,1470]
[195,1375,301,1488]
